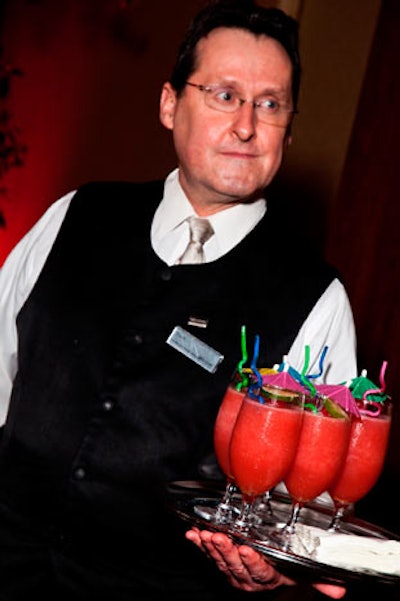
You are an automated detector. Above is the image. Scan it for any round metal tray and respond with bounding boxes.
[167,480,400,587]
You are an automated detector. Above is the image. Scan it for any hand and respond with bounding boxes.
[185,528,346,599]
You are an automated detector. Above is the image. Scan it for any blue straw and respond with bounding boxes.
[249,334,264,403]
[307,345,328,380]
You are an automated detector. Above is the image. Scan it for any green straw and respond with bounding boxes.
[236,325,249,391]
[301,345,316,397]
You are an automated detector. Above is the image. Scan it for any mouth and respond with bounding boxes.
[220,150,258,160]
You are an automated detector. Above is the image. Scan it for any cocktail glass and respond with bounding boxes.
[194,376,248,524]
[328,397,392,531]
[254,371,309,528]
[229,384,304,536]
[269,394,352,548]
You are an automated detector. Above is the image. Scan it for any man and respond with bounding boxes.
[0,0,355,598]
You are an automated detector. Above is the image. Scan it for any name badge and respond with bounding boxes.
[166,326,224,373]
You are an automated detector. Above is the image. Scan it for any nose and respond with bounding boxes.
[231,100,256,141]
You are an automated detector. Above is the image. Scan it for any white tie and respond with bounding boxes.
[177,216,214,264]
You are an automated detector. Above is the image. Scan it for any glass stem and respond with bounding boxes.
[215,479,237,523]
[261,489,274,517]
[284,501,302,535]
[234,497,254,533]
[328,505,345,532]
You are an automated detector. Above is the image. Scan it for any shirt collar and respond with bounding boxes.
[152,168,267,251]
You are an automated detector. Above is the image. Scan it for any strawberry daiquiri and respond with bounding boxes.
[269,396,351,546]
[194,380,247,524]
[214,384,247,480]
[328,400,392,531]
[229,386,304,534]
[209,382,248,523]
[284,400,352,504]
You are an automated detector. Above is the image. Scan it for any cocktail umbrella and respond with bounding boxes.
[341,363,389,403]
[259,367,278,375]
[316,383,361,418]
[341,362,389,417]
[271,346,331,398]
[262,362,307,393]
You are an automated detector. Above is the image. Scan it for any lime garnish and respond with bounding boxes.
[323,397,349,419]
[261,386,300,403]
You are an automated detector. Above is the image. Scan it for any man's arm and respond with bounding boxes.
[287,278,357,384]
[0,192,72,425]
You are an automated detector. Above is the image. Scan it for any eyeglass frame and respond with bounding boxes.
[184,81,298,127]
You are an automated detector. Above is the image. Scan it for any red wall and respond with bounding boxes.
[0,0,201,264]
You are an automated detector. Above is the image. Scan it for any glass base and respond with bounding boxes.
[194,499,240,525]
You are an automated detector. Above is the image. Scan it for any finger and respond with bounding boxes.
[237,546,294,589]
[185,527,204,550]
[200,531,235,564]
[313,583,347,599]
[209,536,291,591]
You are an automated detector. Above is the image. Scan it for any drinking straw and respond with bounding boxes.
[300,345,317,397]
[306,345,328,380]
[379,360,388,391]
[343,369,378,398]
[249,334,264,402]
[236,324,249,391]
[251,334,263,388]
[361,360,389,415]
[277,354,304,383]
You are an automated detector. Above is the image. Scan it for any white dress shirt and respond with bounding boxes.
[0,168,357,425]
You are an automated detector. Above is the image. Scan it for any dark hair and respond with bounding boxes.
[170,0,301,110]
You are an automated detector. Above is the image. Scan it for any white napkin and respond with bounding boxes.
[290,523,400,576]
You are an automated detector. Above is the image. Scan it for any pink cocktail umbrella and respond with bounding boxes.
[269,346,330,398]
[262,368,307,394]
[316,383,361,418]
[268,355,308,391]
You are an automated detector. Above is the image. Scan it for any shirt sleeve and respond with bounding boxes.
[286,278,358,384]
[0,191,74,425]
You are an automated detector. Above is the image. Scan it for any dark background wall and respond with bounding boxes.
[325,0,400,537]
[1,0,399,535]
[0,0,380,260]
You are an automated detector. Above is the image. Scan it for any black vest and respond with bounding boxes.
[0,180,338,589]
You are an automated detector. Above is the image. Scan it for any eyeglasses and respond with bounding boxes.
[185,81,297,127]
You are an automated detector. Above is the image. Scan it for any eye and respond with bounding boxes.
[211,87,238,106]
[258,97,280,113]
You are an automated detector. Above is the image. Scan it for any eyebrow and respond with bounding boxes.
[212,78,291,99]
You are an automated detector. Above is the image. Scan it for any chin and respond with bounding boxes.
[220,180,260,199]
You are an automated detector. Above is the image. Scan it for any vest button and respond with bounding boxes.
[132,333,143,345]
[74,467,86,480]
[102,399,114,412]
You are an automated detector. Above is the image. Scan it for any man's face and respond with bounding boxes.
[160,27,294,216]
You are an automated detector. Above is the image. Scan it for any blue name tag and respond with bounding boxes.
[166,326,224,373]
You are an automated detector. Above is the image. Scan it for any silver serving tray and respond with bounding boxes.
[167,480,400,587]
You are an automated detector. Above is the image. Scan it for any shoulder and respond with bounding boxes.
[73,180,165,200]
[65,179,166,224]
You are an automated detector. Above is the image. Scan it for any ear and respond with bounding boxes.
[159,82,177,130]
[284,133,292,149]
